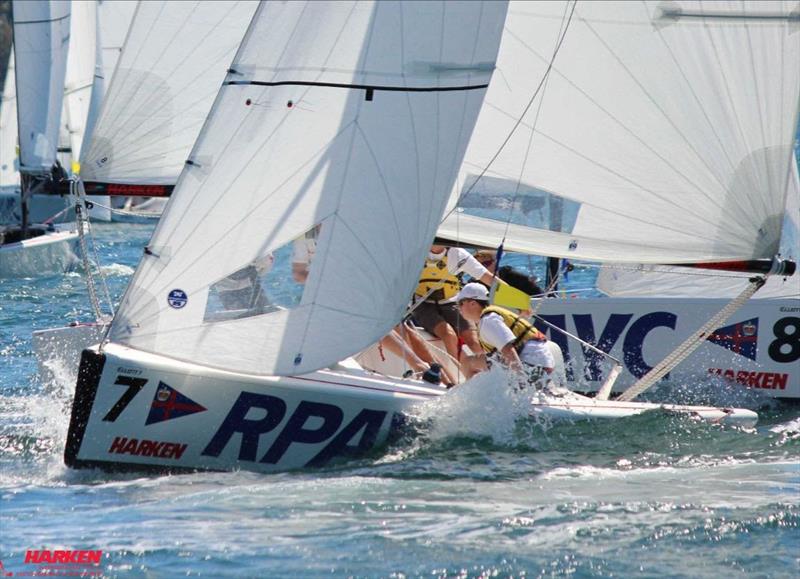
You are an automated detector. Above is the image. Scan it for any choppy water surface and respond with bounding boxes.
[0,223,797,578]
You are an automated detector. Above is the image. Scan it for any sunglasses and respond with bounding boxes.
[479,259,494,267]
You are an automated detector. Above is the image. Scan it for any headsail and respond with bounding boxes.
[63,0,99,163]
[440,1,800,264]
[12,0,71,176]
[96,0,137,91]
[81,1,258,186]
[111,0,508,375]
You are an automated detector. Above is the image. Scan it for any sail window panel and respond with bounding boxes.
[82,1,257,184]
[203,226,321,323]
[111,1,509,376]
[454,174,580,234]
[12,0,71,175]
[451,0,799,264]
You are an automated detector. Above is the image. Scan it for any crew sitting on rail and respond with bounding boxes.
[455,282,554,382]
[412,244,500,366]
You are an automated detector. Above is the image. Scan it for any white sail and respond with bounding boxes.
[111,0,508,375]
[82,12,106,158]
[12,0,71,175]
[81,1,258,184]
[597,159,800,298]
[0,51,18,187]
[63,0,98,163]
[440,1,800,264]
[96,0,137,91]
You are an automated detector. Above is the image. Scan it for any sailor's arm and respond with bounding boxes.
[499,342,524,373]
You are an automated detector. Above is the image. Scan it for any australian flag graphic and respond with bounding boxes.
[146,382,207,425]
[706,317,758,360]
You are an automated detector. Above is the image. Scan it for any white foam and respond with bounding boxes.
[410,366,540,445]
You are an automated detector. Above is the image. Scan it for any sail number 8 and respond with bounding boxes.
[769,317,800,363]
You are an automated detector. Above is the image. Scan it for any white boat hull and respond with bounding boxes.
[535,297,800,399]
[65,342,757,474]
[531,388,757,426]
[66,343,444,473]
[0,224,80,278]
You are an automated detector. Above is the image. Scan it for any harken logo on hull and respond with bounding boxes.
[146,382,207,425]
[706,317,758,360]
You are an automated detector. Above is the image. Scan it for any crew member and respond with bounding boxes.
[413,244,499,365]
[455,282,554,381]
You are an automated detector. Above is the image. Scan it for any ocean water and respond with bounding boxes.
[0,223,798,578]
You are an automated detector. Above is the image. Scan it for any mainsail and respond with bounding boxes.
[12,0,71,176]
[81,1,258,186]
[111,0,508,375]
[439,1,800,264]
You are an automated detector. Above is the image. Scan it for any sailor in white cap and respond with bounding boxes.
[455,282,554,381]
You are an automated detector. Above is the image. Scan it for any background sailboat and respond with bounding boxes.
[0,0,80,278]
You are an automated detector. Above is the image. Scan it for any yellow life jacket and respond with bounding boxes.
[479,305,546,354]
[415,255,461,302]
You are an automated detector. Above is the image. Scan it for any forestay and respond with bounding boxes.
[440,1,800,264]
[12,0,71,175]
[0,52,18,187]
[82,1,258,184]
[111,0,508,375]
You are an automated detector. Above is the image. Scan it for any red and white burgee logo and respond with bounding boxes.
[1,550,105,576]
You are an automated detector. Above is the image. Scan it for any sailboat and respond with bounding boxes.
[80,0,258,220]
[63,0,778,475]
[0,0,81,279]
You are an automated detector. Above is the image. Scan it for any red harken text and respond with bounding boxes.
[25,550,102,564]
[108,437,188,459]
[708,368,788,390]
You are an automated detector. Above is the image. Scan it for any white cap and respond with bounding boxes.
[456,282,489,302]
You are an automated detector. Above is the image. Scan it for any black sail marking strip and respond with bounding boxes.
[14,14,71,25]
[225,80,489,93]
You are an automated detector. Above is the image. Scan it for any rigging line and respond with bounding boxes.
[500,0,573,244]
[440,0,578,225]
[435,36,491,247]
